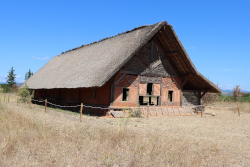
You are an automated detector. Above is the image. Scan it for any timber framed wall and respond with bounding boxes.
[34,80,111,107]
[111,73,182,107]
[110,38,182,107]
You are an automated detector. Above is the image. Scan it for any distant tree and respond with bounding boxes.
[6,66,16,87]
[233,85,241,101]
[25,69,33,80]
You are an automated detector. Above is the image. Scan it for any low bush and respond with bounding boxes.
[18,84,31,102]
[126,108,142,118]
[1,84,10,93]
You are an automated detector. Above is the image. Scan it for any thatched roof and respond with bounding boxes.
[25,21,221,93]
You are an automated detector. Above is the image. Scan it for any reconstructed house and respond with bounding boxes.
[25,21,221,114]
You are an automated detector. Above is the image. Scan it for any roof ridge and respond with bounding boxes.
[61,24,153,55]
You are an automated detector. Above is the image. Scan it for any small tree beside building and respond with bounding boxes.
[25,69,33,80]
[6,66,16,87]
[2,66,17,92]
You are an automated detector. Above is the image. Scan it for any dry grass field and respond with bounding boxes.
[0,93,249,166]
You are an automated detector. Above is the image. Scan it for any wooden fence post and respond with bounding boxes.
[17,97,18,106]
[237,105,240,116]
[45,99,47,113]
[147,104,149,120]
[201,105,203,117]
[80,103,83,122]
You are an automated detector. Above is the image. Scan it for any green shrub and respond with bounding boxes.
[18,84,31,102]
[219,94,250,103]
[126,108,142,118]
[242,93,250,98]
[1,84,10,93]
[240,97,250,102]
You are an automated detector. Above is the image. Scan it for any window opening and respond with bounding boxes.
[147,83,153,95]
[122,88,129,101]
[168,91,173,102]
[139,96,159,106]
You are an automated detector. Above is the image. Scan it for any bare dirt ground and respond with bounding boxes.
[1,95,250,166]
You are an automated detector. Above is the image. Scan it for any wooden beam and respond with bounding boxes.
[198,91,201,105]
[181,77,189,88]
[121,69,178,78]
[114,73,126,85]
[200,90,207,99]
[185,78,203,90]
[159,31,173,52]
[166,52,178,56]
[121,70,140,75]
[163,27,195,74]
[181,73,193,78]
[151,59,161,69]
[109,77,115,106]
[183,89,210,92]
[137,75,140,105]
[150,41,154,73]
[155,35,181,76]
[163,27,178,50]
[160,31,186,74]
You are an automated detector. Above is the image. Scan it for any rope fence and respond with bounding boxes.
[0,94,241,121]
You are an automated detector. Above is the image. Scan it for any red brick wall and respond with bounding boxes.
[114,87,122,102]
[161,77,181,106]
[113,74,138,107]
[130,88,138,102]
[113,74,181,107]
[139,83,146,95]
[154,84,161,96]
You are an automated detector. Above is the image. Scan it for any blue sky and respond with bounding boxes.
[0,0,250,91]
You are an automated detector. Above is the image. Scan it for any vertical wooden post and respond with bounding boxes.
[147,104,149,120]
[80,103,83,122]
[17,97,18,106]
[237,105,240,116]
[45,99,47,113]
[201,105,203,117]
[198,91,201,105]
